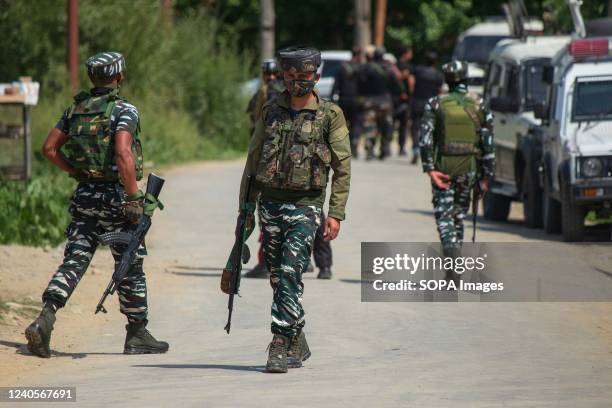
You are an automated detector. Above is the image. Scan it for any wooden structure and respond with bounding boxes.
[0,78,39,181]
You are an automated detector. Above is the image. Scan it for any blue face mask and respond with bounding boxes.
[285,78,317,97]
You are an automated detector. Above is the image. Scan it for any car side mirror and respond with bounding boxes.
[534,101,549,121]
[489,96,519,113]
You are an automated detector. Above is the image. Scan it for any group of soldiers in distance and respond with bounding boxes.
[249,45,446,164]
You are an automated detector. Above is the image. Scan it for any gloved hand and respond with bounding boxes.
[123,190,144,224]
[143,193,164,217]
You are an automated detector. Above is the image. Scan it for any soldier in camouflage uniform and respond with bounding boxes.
[25,52,168,358]
[237,46,351,373]
[419,61,494,265]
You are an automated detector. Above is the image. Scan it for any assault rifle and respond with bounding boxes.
[94,173,165,314]
[221,175,254,334]
[472,180,483,243]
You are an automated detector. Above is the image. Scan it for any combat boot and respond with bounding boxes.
[25,306,56,358]
[287,330,311,368]
[265,334,289,373]
[317,267,332,279]
[124,320,169,354]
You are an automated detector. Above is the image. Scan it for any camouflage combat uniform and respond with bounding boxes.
[42,88,148,323]
[419,83,494,251]
[240,89,351,338]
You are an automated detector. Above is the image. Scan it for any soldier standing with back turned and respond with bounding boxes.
[25,52,167,358]
[419,61,494,271]
[237,46,351,373]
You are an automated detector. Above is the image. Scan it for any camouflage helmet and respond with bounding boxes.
[277,46,321,73]
[85,52,125,80]
[441,60,468,84]
[261,59,278,75]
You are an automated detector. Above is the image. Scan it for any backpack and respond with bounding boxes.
[434,93,483,177]
[62,89,143,182]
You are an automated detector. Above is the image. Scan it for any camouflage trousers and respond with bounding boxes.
[431,172,476,252]
[259,201,321,337]
[363,99,393,157]
[42,182,148,323]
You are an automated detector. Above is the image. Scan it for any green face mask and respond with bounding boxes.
[285,79,316,97]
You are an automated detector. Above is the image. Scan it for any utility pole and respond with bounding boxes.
[374,0,387,47]
[161,0,173,25]
[67,0,79,93]
[261,0,275,61]
[354,0,371,52]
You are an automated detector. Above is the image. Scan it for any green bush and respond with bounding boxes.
[0,1,252,247]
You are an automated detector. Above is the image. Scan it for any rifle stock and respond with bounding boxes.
[472,182,482,243]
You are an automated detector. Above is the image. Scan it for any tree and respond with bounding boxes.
[261,0,275,60]
[354,0,371,50]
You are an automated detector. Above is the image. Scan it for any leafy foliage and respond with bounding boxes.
[0,0,250,246]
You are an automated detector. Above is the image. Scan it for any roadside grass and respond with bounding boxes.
[0,296,41,323]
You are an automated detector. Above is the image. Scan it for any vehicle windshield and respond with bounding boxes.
[523,62,549,111]
[454,35,509,66]
[321,59,344,78]
[573,79,612,122]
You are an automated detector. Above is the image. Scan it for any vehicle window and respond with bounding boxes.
[486,63,503,98]
[523,63,549,111]
[321,59,343,78]
[453,35,510,66]
[504,65,520,104]
[573,79,612,121]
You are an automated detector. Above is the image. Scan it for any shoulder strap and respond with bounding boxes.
[318,99,333,143]
[104,98,118,119]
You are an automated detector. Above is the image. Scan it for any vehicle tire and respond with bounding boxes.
[483,191,512,222]
[522,165,543,228]
[561,182,585,242]
[542,175,561,234]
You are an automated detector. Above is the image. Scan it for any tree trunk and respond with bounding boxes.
[354,0,371,53]
[160,0,173,25]
[67,0,79,93]
[261,0,275,61]
[374,0,387,47]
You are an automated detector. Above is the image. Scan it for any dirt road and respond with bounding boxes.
[1,156,611,407]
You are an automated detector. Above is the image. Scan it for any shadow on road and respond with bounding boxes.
[174,266,222,272]
[133,363,266,373]
[339,279,363,284]
[0,340,123,359]
[171,271,220,278]
[398,208,611,242]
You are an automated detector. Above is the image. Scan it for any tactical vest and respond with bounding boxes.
[256,100,333,191]
[62,89,143,183]
[434,93,483,177]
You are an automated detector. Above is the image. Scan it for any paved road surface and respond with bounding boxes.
[6,156,612,407]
